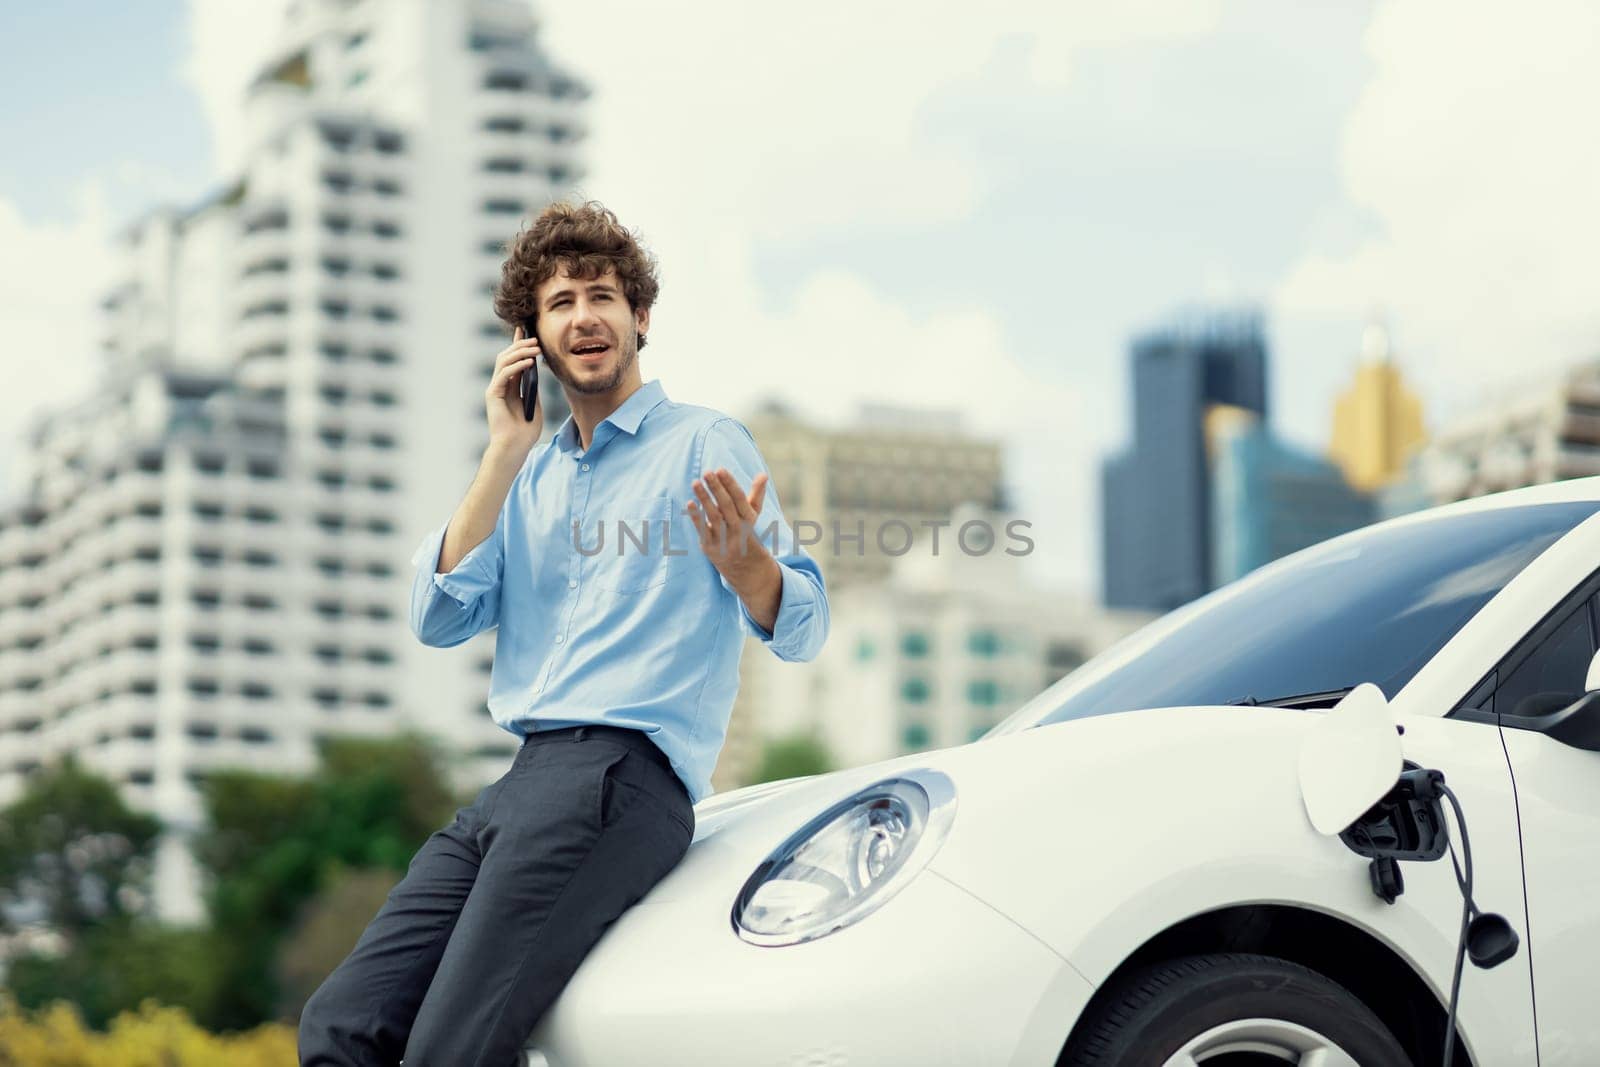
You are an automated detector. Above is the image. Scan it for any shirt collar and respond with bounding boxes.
[552,379,669,455]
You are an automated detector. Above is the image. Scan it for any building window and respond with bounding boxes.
[901,677,931,703]
[314,644,341,664]
[483,70,527,91]
[484,157,524,174]
[1046,642,1085,674]
[312,687,340,708]
[967,679,1000,707]
[483,116,523,133]
[240,726,273,744]
[855,636,876,662]
[244,506,279,524]
[372,219,402,239]
[373,130,405,154]
[900,631,931,658]
[369,348,399,365]
[902,722,931,749]
[241,593,277,611]
[241,681,274,700]
[967,630,1002,657]
[372,178,402,197]
[241,637,275,655]
[321,255,352,276]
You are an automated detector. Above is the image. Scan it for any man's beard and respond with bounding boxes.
[544,328,638,395]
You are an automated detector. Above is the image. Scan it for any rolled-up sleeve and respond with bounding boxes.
[408,510,506,648]
[700,419,830,662]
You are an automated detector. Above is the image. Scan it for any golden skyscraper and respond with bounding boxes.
[1329,323,1427,492]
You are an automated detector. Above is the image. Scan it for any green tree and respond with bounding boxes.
[6,924,223,1030]
[0,757,160,938]
[751,733,835,785]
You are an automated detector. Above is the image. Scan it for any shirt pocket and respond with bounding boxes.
[588,495,674,594]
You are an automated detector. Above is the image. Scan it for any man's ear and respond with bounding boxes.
[636,305,651,340]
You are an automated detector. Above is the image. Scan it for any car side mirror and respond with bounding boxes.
[1502,690,1600,751]
[1299,683,1404,835]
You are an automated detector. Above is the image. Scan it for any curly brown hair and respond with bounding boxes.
[493,200,661,350]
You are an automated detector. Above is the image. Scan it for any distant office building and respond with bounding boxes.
[1404,360,1600,505]
[0,0,588,919]
[733,506,1151,776]
[1102,312,1269,612]
[1208,406,1374,585]
[739,402,1007,591]
[1329,323,1427,493]
[711,404,1010,790]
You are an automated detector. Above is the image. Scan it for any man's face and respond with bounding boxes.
[530,266,650,396]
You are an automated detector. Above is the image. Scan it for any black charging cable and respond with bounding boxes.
[1390,770,1518,1067]
[1438,782,1472,1067]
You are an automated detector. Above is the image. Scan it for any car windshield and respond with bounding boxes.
[990,500,1600,735]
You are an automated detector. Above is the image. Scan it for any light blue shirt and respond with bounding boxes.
[409,379,829,803]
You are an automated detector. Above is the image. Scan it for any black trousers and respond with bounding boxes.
[299,725,695,1067]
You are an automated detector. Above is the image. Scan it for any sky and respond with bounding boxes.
[2,0,1598,591]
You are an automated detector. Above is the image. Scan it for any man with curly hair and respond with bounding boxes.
[299,201,830,1066]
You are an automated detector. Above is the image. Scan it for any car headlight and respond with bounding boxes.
[732,768,957,947]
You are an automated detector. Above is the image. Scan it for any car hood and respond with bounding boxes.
[669,704,1324,905]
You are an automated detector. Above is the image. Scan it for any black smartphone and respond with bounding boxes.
[519,318,539,421]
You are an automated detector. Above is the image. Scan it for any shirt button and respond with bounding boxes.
[554,634,565,644]
[581,463,590,471]
[568,579,577,589]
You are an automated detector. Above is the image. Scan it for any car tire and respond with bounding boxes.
[1059,952,1412,1066]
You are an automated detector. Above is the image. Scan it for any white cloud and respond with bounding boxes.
[182,0,291,174]
[1276,0,1600,419]
[0,188,113,499]
[535,0,1220,586]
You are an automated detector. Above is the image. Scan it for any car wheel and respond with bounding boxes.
[1060,953,1411,1066]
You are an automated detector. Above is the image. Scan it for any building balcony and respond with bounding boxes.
[233,313,293,358]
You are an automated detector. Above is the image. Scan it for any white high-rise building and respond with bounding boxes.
[735,505,1152,774]
[0,0,588,919]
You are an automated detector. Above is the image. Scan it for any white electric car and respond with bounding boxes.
[526,479,1600,1066]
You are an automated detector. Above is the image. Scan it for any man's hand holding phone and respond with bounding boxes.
[485,325,544,460]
